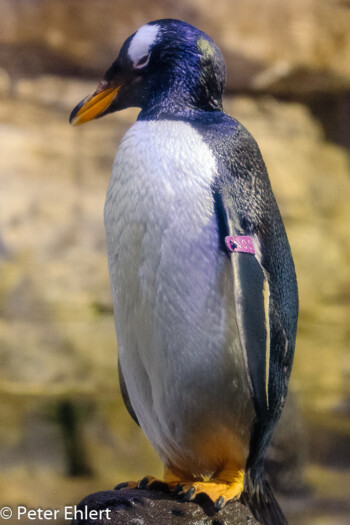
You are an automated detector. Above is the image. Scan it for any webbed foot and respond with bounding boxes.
[114,466,245,511]
[175,468,245,510]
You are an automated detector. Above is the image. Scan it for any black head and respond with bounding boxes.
[70,19,226,125]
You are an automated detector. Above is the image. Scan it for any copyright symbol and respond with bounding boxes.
[0,507,12,519]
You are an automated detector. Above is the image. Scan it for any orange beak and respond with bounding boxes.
[69,81,122,126]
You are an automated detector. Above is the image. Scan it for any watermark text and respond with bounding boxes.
[0,505,111,521]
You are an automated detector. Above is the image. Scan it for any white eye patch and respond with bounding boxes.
[128,24,159,67]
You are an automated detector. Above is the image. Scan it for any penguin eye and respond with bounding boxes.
[135,53,150,69]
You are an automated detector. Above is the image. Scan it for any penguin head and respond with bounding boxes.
[70,19,226,125]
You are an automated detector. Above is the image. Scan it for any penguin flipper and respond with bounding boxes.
[118,359,140,426]
[214,191,271,419]
[230,248,271,418]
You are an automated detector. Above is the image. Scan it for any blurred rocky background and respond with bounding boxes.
[0,1,349,524]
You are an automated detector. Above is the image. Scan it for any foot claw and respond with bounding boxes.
[114,482,129,491]
[215,495,225,511]
[114,481,137,491]
[183,486,196,501]
[114,476,168,493]
[138,477,149,490]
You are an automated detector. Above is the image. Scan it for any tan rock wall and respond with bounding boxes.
[1,0,350,91]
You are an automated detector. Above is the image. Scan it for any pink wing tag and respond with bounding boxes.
[225,235,255,254]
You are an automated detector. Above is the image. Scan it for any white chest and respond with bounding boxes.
[104,120,251,469]
[105,119,217,246]
[104,120,221,325]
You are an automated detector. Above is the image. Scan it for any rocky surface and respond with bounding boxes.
[71,488,257,525]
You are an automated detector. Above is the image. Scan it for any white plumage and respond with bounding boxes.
[127,24,160,66]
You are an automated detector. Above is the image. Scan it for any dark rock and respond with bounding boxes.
[70,488,257,525]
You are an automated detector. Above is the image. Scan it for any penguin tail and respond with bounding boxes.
[241,469,288,525]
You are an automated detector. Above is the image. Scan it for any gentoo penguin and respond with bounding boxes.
[70,19,298,524]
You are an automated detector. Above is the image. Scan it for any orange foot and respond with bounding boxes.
[175,468,245,510]
[114,467,245,511]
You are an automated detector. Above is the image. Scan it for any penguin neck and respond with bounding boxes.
[138,78,223,121]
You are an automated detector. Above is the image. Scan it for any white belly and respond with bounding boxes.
[104,120,254,476]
